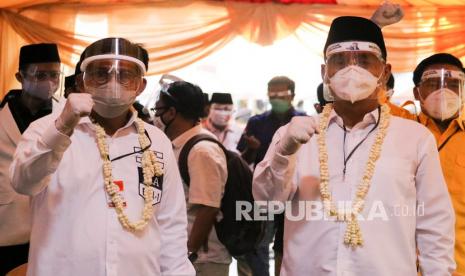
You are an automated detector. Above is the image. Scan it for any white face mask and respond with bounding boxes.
[23,79,58,100]
[329,65,381,103]
[209,109,232,127]
[423,88,460,121]
[86,80,137,118]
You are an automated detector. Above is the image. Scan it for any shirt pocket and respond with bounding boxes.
[449,154,465,195]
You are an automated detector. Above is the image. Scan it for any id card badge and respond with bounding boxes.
[106,180,127,208]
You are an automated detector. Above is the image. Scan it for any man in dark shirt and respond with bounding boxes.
[0,43,61,275]
[237,76,306,276]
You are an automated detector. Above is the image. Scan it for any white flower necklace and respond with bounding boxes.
[317,103,391,248]
[94,117,163,232]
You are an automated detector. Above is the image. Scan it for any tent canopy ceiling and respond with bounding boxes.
[2,0,465,9]
[1,0,465,97]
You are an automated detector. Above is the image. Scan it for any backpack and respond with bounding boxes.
[178,134,264,257]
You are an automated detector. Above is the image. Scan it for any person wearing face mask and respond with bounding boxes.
[377,73,417,120]
[202,93,243,153]
[236,77,306,276]
[0,43,61,275]
[237,76,306,167]
[253,16,455,276]
[153,81,231,276]
[9,37,195,276]
[410,53,465,274]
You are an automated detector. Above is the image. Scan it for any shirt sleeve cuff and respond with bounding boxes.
[188,198,221,209]
[40,121,72,153]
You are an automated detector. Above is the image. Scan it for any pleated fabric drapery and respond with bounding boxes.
[1,0,465,97]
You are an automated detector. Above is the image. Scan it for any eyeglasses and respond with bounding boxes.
[326,51,384,72]
[150,105,169,116]
[22,71,61,81]
[85,67,142,87]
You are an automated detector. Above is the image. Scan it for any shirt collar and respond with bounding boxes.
[172,124,203,149]
[328,106,379,130]
[79,109,139,132]
[419,112,465,132]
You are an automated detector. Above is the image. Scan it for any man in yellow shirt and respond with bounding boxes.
[378,73,417,120]
[412,53,465,274]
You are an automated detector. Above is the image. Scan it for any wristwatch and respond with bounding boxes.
[188,251,198,263]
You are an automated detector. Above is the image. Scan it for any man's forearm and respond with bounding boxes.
[188,205,219,253]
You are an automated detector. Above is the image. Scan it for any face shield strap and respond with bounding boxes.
[421,69,465,82]
[269,90,292,98]
[81,54,146,74]
[160,88,179,105]
[326,41,384,62]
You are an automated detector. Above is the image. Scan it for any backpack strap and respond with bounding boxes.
[178,134,227,186]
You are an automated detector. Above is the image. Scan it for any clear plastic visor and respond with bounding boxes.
[326,51,385,74]
[83,59,143,103]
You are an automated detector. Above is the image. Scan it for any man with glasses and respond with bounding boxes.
[253,16,455,275]
[411,53,465,274]
[0,43,61,275]
[9,38,194,276]
[236,76,306,276]
[203,92,243,153]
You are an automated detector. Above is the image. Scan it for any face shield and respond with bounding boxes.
[418,69,464,121]
[83,59,143,105]
[159,74,183,93]
[150,74,183,121]
[324,41,385,103]
[21,63,62,100]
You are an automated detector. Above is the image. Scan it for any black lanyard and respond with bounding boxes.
[342,107,381,176]
[110,129,152,162]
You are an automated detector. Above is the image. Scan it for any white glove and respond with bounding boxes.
[370,1,404,28]
[56,93,94,135]
[277,116,318,156]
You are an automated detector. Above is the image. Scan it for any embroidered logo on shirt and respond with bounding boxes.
[137,150,164,205]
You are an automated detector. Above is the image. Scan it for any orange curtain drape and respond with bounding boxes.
[1,0,465,98]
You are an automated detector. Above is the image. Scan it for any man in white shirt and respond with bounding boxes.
[0,43,62,275]
[252,16,455,276]
[153,81,231,275]
[203,92,243,153]
[9,37,194,276]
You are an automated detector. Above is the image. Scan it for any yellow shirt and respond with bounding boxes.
[385,100,464,274]
[416,112,465,274]
[385,101,417,121]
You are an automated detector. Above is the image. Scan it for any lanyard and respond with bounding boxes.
[110,129,152,162]
[342,107,380,176]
